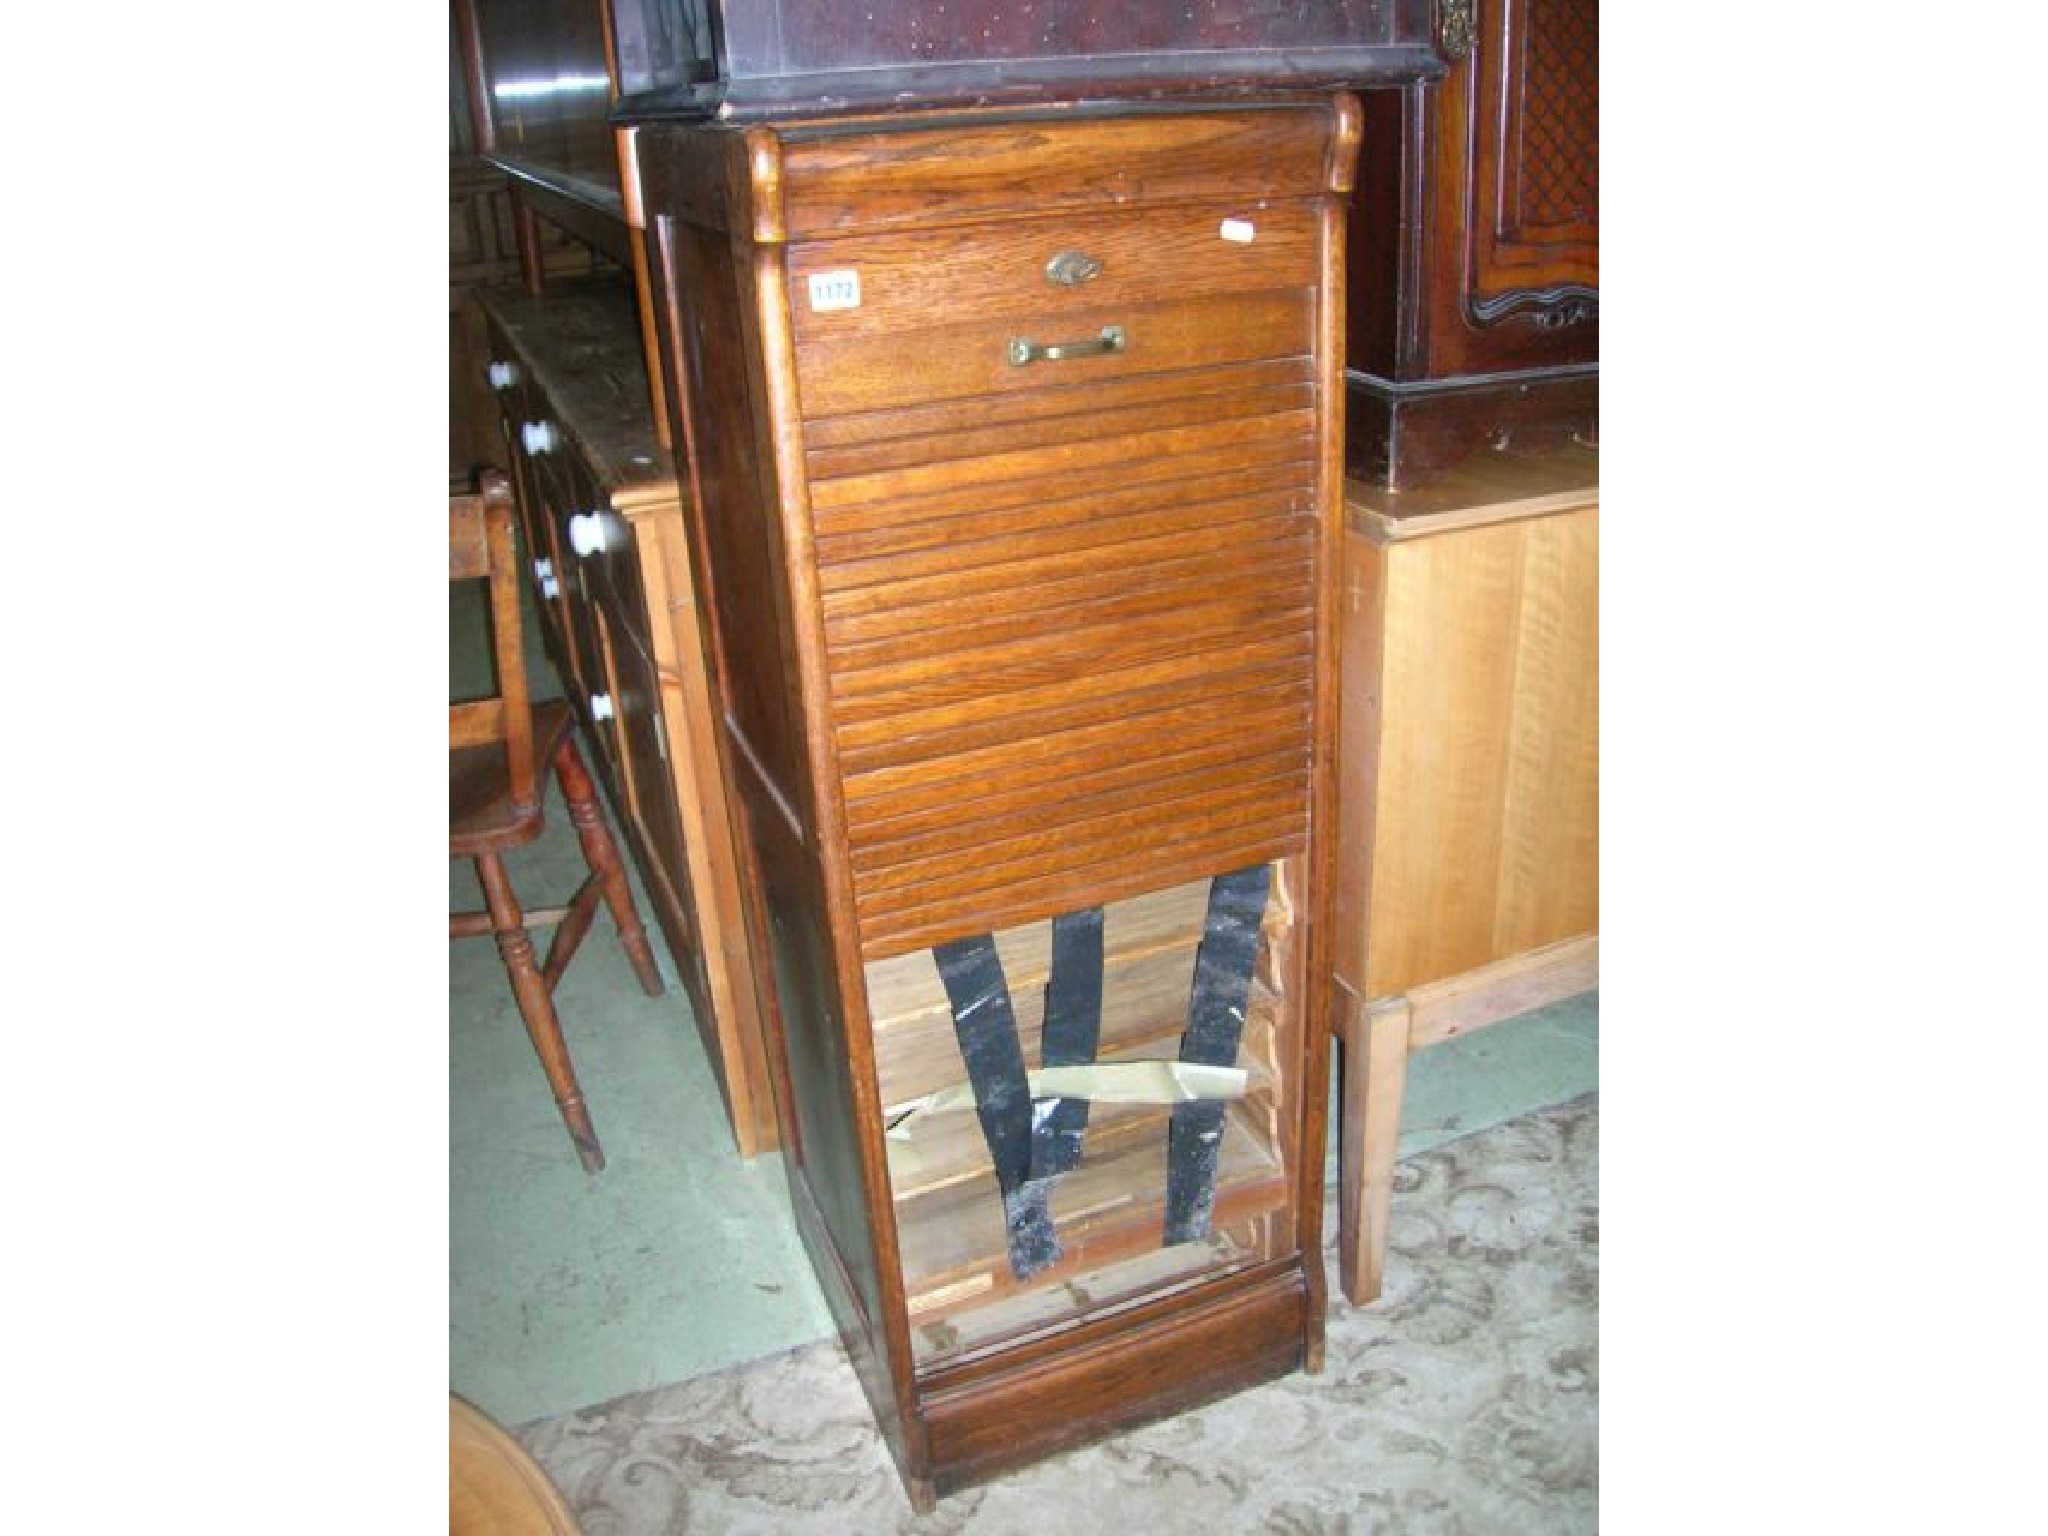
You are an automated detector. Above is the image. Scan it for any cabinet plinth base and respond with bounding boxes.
[915,1261,1312,1498]
[1344,367,1598,493]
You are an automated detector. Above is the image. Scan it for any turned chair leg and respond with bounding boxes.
[475,852,606,1174]
[552,732,665,999]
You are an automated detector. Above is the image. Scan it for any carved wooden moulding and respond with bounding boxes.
[1345,0,1598,490]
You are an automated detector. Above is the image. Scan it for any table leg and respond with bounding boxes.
[1338,990,1411,1306]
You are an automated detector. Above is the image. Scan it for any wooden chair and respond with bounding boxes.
[451,470,664,1172]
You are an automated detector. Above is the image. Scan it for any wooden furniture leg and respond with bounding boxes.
[475,851,607,1173]
[1337,982,1411,1306]
[1335,935,1598,1306]
[553,733,665,999]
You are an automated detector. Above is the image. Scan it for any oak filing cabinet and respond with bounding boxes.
[631,96,1362,1505]
[477,277,781,1158]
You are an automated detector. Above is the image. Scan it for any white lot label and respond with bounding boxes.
[1219,218,1256,244]
[807,269,862,311]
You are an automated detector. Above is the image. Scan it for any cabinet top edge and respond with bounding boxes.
[615,52,1443,126]
[474,280,678,497]
[639,90,1376,141]
[640,96,1364,244]
[1346,445,1601,543]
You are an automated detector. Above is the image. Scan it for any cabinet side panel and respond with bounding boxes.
[645,160,883,1317]
[1490,506,1599,955]
[1364,508,1600,998]
[1293,171,1356,1317]
[642,124,912,1472]
[1364,521,1523,995]
[1342,84,1414,382]
[637,503,783,1155]
[662,218,814,813]
[1333,533,1389,997]
[748,802,890,1328]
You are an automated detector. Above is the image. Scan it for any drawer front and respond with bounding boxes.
[502,429,558,616]
[596,608,693,927]
[794,284,1311,418]
[570,595,631,820]
[487,369,586,696]
[535,451,611,713]
[485,310,691,872]
[479,320,536,428]
[573,503,660,664]
[494,362,550,478]
[774,108,1335,239]
[790,177,1318,419]
[803,311,1322,959]
[786,203,1319,345]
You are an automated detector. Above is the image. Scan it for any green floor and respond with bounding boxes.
[450,825,837,1425]
[449,582,1599,1427]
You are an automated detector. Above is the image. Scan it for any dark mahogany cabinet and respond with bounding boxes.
[1345,0,1598,488]
[607,0,1437,117]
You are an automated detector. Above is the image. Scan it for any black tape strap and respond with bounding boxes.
[1164,863,1271,1245]
[932,932,1061,1279]
[1030,906,1105,1181]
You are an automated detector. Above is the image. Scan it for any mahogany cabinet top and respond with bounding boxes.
[465,0,1438,147]
[629,0,1438,118]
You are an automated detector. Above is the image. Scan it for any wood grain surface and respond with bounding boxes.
[1338,500,1598,1001]
[451,1395,581,1535]
[634,97,1355,1508]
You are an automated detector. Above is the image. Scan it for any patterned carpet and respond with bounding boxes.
[516,1093,1598,1534]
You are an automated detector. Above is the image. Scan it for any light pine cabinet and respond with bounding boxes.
[1333,446,1599,1304]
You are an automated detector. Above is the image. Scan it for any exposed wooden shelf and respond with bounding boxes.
[897,1099,1290,1333]
[909,1218,1274,1367]
[885,1042,1281,1202]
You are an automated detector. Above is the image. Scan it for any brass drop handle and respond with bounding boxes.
[1007,325,1125,367]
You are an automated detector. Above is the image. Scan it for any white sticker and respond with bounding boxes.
[807,269,862,311]
[1219,218,1256,244]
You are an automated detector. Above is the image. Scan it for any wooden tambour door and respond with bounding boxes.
[635,99,1359,1506]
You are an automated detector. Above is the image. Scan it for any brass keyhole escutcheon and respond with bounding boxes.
[1045,250,1104,287]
